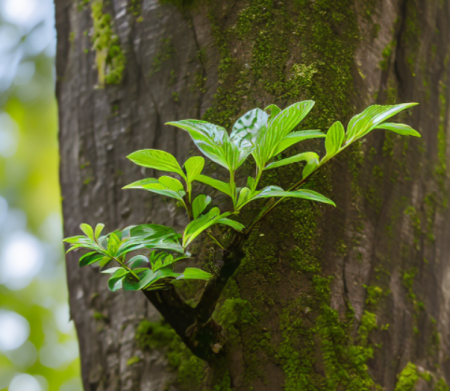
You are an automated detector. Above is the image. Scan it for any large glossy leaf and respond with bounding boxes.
[264,152,319,171]
[166,120,243,170]
[373,122,421,137]
[230,108,268,154]
[252,101,315,169]
[123,178,186,205]
[273,130,325,155]
[192,194,211,219]
[195,174,232,197]
[127,149,186,179]
[345,103,418,143]
[269,101,315,140]
[324,121,345,158]
[124,224,184,254]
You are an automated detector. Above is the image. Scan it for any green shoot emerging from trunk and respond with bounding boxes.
[63,101,419,358]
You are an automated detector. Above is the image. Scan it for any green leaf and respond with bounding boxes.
[124,224,184,254]
[273,130,325,156]
[237,187,252,209]
[107,232,121,256]
[269,100,315,140]
[127,149,186,179]
[325,121,345,157]
[264,104,281,123]
[95,223,105,239]
[150,252,189,272]
[108,268,129,291]
[264,152,319,171]
[110,278,123,292]
[252,101,315,169]
[184,156,205,183]
[302,158,319,179]
[123,178,186,204]
[79,251,105,267]
[63,235,90,244]
[101,267,122,274]
[127,255,149,269]
[216,217,245,232]
[177,267,212,281]
[248,186,335,206]
[183,207,227,248]
[140,267,182,291]
[166,120,243,170]
[374,122,421,137]
[230,108,268,153]
[158,176,184,192]
[192,194,211,219]
[345,103,418,143]
[80,223,94,239]
[195,175,232,197]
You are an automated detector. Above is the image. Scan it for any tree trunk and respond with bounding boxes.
[55,0,450,390]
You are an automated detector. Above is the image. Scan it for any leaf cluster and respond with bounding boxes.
[64,101,420,294]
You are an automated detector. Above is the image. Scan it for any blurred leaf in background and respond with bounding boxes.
[0,0,82,390]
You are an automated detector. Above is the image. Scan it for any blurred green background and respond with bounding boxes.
[0,0,82,390]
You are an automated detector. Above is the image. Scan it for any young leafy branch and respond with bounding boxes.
[64,100,420,360]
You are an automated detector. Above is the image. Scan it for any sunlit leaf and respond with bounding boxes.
[345,103,418,143]
[238,185,335,208]
[183,207,234,248]
[101,267,122,274]
[80,223,94,240]
[95,223,105,239]
[192,194,211,219]
[264,152,319,171]
[195,174,232,197]
[273,130,325,156]
[373,122,421,137]
[230,108,268,155]
[252,101,315,169]
[264,104,281,123]
[324,121,345,157]
[127,149,186,179]
[158,176,184,192]
[150,251,190,271]
[177,267,212,281]
[166,120,242,170]
[184,156,205,183]
[216,217,245,232]
[123,178,186,205]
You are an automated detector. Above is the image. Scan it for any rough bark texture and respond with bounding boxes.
[56,0,450,390]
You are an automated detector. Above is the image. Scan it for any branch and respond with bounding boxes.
[141,231,247,360]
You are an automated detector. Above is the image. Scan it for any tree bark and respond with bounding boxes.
[56,0,450,390]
